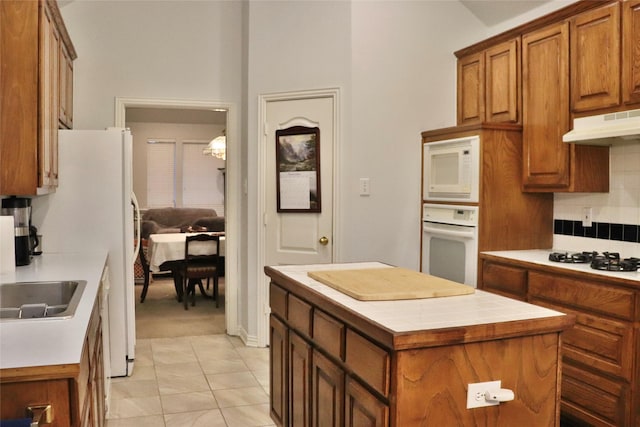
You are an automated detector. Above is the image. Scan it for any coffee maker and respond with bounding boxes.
[1,197,33,266]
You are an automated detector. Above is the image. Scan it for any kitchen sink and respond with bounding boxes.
[0,280,86,320]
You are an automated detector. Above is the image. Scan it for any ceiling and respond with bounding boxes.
[459,0,553,27]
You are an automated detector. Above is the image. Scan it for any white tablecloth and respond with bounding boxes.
[148,233,225,272]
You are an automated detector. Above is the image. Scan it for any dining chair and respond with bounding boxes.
[181,234,220,310]
[138,238,152,303]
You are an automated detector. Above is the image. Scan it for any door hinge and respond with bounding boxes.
[263,122,268,136]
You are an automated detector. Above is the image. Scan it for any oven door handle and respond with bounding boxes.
[423,223,476,239]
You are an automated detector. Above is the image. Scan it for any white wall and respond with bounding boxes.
[343,1,482,268]
[245,0,353,339]
[61,1,243,130]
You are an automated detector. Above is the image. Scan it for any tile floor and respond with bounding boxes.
[105,334,274,427]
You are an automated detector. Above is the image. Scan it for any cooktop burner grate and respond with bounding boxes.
[548,251,597,263]
[549,251,639,272]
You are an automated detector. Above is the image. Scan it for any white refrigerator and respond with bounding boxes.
[32,129,138,378]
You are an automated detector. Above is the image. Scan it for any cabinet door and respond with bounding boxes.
[522,22,571,190]
[270,315,288,427]
[289,332,312,427]
[345,377,388,427]
[561,363,631,427]
[623,0,640,105]
[457,52,484,125]
[570,2,621,112]
[59,44,74,129]
[312,350,344,427]
[485,38,520,123]
[0,1,39,195]
[39,2,60,189]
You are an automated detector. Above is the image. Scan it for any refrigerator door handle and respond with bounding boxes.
[131,191,141,263]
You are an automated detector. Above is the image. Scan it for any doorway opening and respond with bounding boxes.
[115,97,239,339]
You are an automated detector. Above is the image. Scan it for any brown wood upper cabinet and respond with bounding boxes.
[0,0,75,196]
[457,38,521,125]
[522,22,572,191]
[522,21,609,192]
[570,2,621,112]
[571,0,640,109]
[623,0,640,104]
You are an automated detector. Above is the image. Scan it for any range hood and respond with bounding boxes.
[563,109,640,145]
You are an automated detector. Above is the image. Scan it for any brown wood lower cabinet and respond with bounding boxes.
[267,265,573,427]
[0,288,106,427]
[479,254,640,427]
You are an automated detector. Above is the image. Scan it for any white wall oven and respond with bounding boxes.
[422,135,480,203]
[421,203,478,287]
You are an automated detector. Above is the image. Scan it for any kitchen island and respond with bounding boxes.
[0,252,108,426]
[265,262,575,427]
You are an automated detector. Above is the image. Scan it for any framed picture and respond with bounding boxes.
[276,126,321,213]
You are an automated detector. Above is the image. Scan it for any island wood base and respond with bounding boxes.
[266,264,575,427]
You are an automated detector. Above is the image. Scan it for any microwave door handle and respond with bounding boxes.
[423,224,475,239]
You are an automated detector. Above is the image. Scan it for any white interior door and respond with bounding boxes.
[265,96,335,267]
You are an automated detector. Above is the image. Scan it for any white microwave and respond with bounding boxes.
[422,135,480,202]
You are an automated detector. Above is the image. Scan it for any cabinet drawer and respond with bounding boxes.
[561,363,630,427]
[313,310,344,360]
[345,329,390,397]
[528,271,635,320]
[289,294,312,338]
[270,283,287,320]
[530,297,633,380]
[481,261,527,300]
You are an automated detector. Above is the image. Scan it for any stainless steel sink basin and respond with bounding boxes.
[0,280,86,320]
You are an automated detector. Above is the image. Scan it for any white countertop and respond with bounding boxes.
[270,262,567,333]
[482,249,640,283]
[0,251,107,370]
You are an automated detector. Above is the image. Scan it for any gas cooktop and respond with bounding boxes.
[549,251,640,272]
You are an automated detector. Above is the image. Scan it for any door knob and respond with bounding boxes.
[319,236,329,245]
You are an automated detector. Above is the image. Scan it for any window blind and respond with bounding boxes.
[147,141,176,208]
[182,142,220,208]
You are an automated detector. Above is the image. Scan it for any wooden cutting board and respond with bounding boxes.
[307,267,474,301]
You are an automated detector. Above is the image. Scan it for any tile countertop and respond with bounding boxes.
[0,251,107,370]
[269,262,568,333]
[482,249,640,284]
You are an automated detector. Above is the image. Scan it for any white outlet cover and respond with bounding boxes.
[467,380,501,409]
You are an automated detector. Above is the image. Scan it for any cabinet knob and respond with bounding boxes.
[319,236,329,246]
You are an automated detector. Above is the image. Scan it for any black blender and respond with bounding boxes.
[1,197,33,266]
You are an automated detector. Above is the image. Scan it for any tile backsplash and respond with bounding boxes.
[553,143,640,255]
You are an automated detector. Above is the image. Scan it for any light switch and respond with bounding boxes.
[359,178,370,196]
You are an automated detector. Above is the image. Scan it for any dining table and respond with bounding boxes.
[147,231,225,300]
